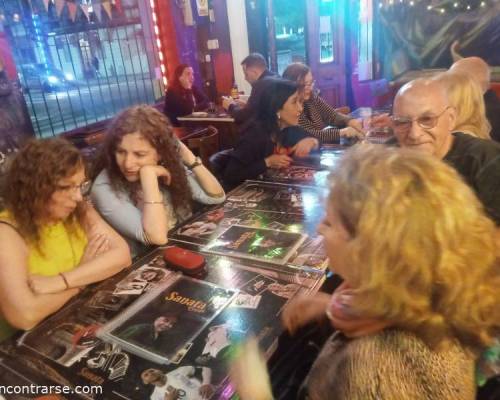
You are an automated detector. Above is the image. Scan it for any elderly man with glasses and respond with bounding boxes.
[392,78,500,226]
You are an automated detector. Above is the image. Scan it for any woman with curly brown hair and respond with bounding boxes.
[0,138,131,341]
[90,105,225,255]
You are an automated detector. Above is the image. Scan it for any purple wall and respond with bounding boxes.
[169,0,202,83]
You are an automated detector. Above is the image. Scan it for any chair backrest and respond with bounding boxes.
[186,126,219,170]
[172,126,188,140]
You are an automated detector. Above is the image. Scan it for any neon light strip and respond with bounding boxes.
[150,0,167,86]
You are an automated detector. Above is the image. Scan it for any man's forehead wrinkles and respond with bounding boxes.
[394,93,447,115]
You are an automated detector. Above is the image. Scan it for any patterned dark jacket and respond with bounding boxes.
[304,330,475,400]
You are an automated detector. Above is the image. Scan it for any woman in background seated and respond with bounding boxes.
[223,78,319,189]
[0,138,130,341]
[91,105,224,256]
[232,145,499,399]
[433,71,491,139]
[283,62,364,143]
[163,64,209,126]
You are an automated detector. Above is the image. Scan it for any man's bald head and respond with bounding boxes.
[393,78,456,159]
[450,57,490,93]
[394,78,449,110]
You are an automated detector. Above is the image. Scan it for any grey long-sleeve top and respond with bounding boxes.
[91,169,225,255]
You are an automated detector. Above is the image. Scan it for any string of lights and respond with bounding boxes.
[149,0,167,87]
[378,0,497,12]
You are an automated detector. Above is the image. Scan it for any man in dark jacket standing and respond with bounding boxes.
[222,53,276,125]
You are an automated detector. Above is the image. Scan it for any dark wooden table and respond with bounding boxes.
[0,158,340,398]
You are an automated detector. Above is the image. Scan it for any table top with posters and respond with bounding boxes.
[0,148,347,400]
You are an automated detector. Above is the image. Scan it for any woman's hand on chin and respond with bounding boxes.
[139,165,171,185]
[292,137,319,158]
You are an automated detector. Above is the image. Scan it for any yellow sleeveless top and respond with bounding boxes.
[0,210,88,341]
[0,210,88,275]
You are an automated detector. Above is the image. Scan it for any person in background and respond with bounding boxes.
[231,145,500,399]
[432,71,491,139]
[222,53,276,125]
[391,78,500,226]
[223,78,319,189]
[163,64,209,126]
[0,54,33,153]
[90,105,225,256]
[91,56,100,78]
[449,56,500,142]
[0,138,131,341]
[282,62,364,143]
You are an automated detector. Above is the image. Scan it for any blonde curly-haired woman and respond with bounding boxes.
[232,145,499,400]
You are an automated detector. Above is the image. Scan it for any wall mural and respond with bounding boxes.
[375,0,500,80]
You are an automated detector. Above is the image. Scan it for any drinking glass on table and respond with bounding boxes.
[207,101,216,114]
[358,107,372,131]
[364,111,393,144]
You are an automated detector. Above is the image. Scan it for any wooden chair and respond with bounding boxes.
[185,126,219,171]
[171,126,188,140]
[84,130,105,146]
[63,124,107,163]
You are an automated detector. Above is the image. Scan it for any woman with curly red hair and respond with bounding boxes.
[0,138,131,341]
[90,105,225,255]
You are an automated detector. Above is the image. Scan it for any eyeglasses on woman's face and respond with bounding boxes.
[298,72,315,101]
[302,79,315,88]
[47,168,87,222]
[56,180,92,196]
[391,106,451,133]
[299,79,315,89]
